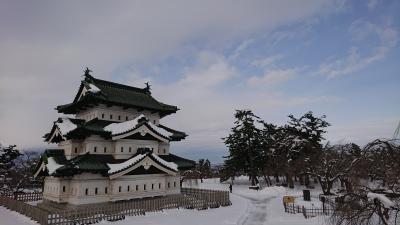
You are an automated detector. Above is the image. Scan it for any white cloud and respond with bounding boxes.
[251,54,284,68]
[229,39,254,60]
[247,68,297,86]
[318,20,398,78]
[327,117,397,145]
[179,51,237,88]
[120,52,338,153]
[0,0,346,150]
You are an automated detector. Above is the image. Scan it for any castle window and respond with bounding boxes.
[119,186,121,192]
[144,184,146,190]
[110,114,113,119]
[129,147,132,152]
[74,147,78,153]
[104,147,107,153]
[102,114,104,119]
[136,185,139,191]
[118,115,121,120]
[95,188,98,195]
[174,182,176,187]
[94,146,97,152]
[127,185,130,192]
[105,187,108,194]
[168,182,170,188]
[153,120,156,124]
[152,184,154,190]
[62,186,66,192]
[85,188,88,195]
[126,116,128,121]
[163,149,166,154]
[159,183,161,189]
[121,147,123,152]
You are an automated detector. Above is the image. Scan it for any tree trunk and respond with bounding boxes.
[263,174,270,187]
[267,176,272,186]
[345,180,353,193]
[286,173,294,189]
[299,175,304,185]
[305,175,310,187]
[274,174,280,183]
[340,179,344,188]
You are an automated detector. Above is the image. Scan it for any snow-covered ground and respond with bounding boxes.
[0,178,330,225]
[0,206,39,225]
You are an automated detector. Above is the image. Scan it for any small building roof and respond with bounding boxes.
[56,74,178,117]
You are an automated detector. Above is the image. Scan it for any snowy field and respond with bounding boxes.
[0,178,330,225]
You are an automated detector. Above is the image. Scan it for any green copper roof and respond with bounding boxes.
[44,117,186,143]
[34,149,195,177]
[55,153,112,176]
[56,74,178,116]
[159,153,196,170]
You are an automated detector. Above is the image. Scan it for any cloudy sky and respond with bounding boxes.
[0,0,399,163]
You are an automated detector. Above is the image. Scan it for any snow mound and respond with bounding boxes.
[104,114,146,135]
[236,186,287,201]
[46,157,63,175]
[56,118,77,135]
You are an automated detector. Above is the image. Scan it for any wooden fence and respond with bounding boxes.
[0,188,231,225]
[0,196,49,225]
[181,187,231,207]
[3,192,43,202]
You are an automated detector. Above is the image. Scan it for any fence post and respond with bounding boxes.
[302,206,307,218]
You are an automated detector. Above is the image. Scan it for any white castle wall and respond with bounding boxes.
[75,105,160,125]
[59,135,169,159]
[43,173,181,205]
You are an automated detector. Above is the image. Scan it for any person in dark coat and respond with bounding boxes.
[229,184,233,193]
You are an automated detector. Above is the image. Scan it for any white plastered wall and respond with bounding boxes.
[43,173,180,205]
[59,140,83,160]
[113,139,159,159]
[75,105,160,124]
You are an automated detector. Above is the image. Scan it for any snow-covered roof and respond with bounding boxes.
[46,157,64,175]
[88,83,101,93]
[56,118,77,136]
[151,153,178,171]
[107,153,146,174]
[104,114,146,135]
[104,114,173,139]
[107,153,178,175]
[148,122,174,138]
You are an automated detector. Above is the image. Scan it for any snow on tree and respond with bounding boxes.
[273,111,330,188]
[196,159,212,183]
[330,139,400,225]
[0,144,21,194]
[223,110,264,186]
[307,143,362,195]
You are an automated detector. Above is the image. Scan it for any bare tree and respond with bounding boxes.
[330,139,400,225]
